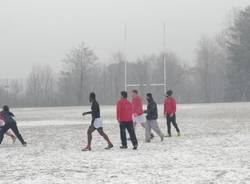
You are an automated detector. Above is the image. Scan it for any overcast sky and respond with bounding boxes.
[0,0,249,78]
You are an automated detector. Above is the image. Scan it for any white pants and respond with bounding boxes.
[133,114,146,124]
[93,118,103,129]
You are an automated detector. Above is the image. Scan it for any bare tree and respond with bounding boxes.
[194,36,227,102]
[59,42,98,105]
[226,5,250,101]
[9,79,24,106]
[26,65,55,106]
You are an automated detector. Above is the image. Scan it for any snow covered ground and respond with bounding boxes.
[0,103,250,184]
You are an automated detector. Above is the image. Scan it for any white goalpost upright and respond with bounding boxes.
[124,23,167,93]
[124,24,128,91]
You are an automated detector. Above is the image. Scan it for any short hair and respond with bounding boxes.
[166,90,173,96]
[3,105,9,112]
[146,93,152,98]
[132,89,138,94]
[89,92,96,99]
[121,91,128,98]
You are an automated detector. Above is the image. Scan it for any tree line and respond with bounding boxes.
[1,5,250,107]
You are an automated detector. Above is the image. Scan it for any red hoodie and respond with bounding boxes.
[0,112,3,120]
[164,96,176,114]
[132,95,144,116]
[116,97,133,122]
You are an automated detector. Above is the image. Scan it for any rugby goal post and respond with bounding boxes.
[124,23,167,93]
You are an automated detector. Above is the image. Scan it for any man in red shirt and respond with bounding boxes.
[164,90,180,137]
[117,91,138,150]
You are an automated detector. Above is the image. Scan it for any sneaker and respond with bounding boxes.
[133,145,138,150]
[22,142,27,147]
[160,135,164,142]
[150,133,154,140]
[82,147,91,151]
[105,144,113,150]
[177,132,181,137]
[165,134,171,137]
[12,137,16,144]
[120,146,128,149]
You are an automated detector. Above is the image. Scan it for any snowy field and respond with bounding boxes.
[0,103,250,184]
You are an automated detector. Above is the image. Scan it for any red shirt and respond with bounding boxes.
[164,96,176,114]
[116,97,133,122]
[131,95,144,116]
[0,112,3,120]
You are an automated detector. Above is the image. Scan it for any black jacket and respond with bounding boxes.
[0,111,15,123]
[86,100,101,121]
[145,98,158,120]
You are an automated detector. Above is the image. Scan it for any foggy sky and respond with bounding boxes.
[0,0,249,79]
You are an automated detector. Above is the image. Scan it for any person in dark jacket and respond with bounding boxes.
[116,91,138,150]
[81,92,113,151]
[0,105,27,146]
[144,93,164,142]
[0,113,16,143]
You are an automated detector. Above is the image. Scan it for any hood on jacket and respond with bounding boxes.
[146,93,153,102]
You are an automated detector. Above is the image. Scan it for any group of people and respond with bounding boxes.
[82,89,181,151]
[0,89,180,151]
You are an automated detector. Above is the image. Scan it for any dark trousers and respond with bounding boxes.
[166,114,180,136]
[119,121,138,147]
[0,121,25,144]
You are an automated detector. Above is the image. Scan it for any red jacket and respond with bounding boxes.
[164,96,176,114]
[116,97,133,122]
[132,95,144,116]
[0,112,3,120]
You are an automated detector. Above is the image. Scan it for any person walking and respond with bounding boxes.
[0,105,27,146]
[82,92,113,151]
[131,89,154,139]
[116,91,138,150]
[144,93,164,142]
[164,90,181,137]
